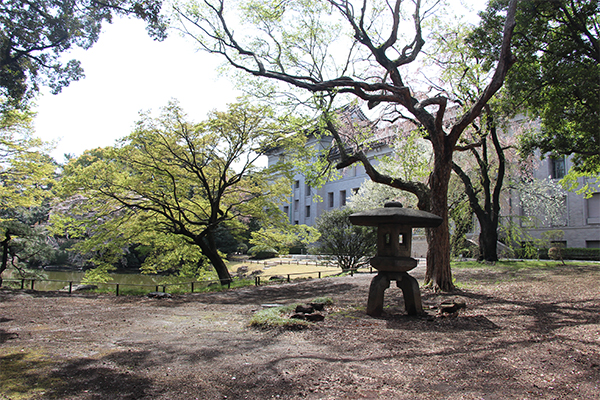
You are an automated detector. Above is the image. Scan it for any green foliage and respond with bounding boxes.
[247,245,278,259]
[249,224,320,256]
[0,109,55,283]
[470,0,600,174]
[56,101,298,283]
[312,208,376,271]
[0,0,166,113]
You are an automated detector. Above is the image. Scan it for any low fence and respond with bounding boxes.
[1,267,373,296]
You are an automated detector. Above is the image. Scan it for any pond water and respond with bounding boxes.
[3,269,203,292]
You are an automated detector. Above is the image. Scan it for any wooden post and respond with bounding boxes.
[116,284,120,296]
[21,279,24,289]
[287,275,290,283]
[69,282,72,294]
[31,279,35,290]
[318,272,321,279]
[191,282,194,293]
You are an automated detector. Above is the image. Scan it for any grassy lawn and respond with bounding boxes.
[451,259,597,272]
[226,257,346,280]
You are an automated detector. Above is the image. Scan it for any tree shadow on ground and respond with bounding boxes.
[0,317,17,344]
[371,287,600,339]
[142,280,364,308]
[0,350,153,400]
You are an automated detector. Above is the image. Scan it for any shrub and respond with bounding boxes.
[247,245,278,259]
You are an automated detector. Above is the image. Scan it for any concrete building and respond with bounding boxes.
[519,155,600,248]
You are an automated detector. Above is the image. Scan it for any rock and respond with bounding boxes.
[309,303,325,311]
[237,266,249,274]
[147,292,172,299]
[250,270,263,276]
[60,284,97,292]
[305,313,325,322]
[438,297,467,314]
[295,304,314,314]
[269,275,285,281]
[290,313,306,320]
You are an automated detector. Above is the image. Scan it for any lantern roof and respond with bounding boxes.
[349,202,443,228]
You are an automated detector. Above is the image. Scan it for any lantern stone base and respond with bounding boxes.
[367,271,423,317]
[370,256,418,272]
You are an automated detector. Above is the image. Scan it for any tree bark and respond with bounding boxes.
[196,232,232,285]
[424,145,454,291]
[0,231,11,287]
[478,220,499,262]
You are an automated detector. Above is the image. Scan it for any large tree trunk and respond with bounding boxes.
[478,218,499,262]
[197,233,232,285]
[425,150,455,292]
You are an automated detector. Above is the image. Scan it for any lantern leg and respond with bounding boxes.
[367,273,390,317]
[396,272,423,316]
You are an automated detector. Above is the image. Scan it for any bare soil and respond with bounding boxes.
[1,263,599,400]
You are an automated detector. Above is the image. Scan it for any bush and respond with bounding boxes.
[515,247,600,261]
[247,245,278,259]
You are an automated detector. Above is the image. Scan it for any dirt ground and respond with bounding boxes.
[1,263,599,400]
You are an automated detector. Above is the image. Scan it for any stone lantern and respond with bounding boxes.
[349,202,442,316]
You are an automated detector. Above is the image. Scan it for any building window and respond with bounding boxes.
[352,187,359,195]
[551,157,566,179]
[294,220,299,225]
[306,205,311,218]
[305,183,311,196]
[294,199,299,211]
[328,192,334,208]
[283,206,289,215]
[587,193,600,224]
[586,240,600,248]
[294,180,300,189]
[340,190,347,207]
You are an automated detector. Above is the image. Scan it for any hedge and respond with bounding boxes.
[516,247,600,261]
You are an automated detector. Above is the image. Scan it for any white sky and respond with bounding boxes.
[33,17,239,162]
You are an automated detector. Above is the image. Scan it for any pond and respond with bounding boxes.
[2,268,210,293]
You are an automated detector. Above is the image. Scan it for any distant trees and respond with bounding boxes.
[57,102,295,284]
[0,0,167,113]
[470,0,599,175]
[312,208,376,271]
[0,110,55,285]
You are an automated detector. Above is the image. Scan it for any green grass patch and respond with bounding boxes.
[249,304,309,330]
[249,297,334,330]
[310,296,334,305]
[451,259,590,272]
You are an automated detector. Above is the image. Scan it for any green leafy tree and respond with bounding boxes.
[0,110,55,285]
[0,0,167,112]
[312,208,376,271]
[174,0,520,291]
[57,101,295,284]
[470,0,599,175]
[248,224,319,256]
